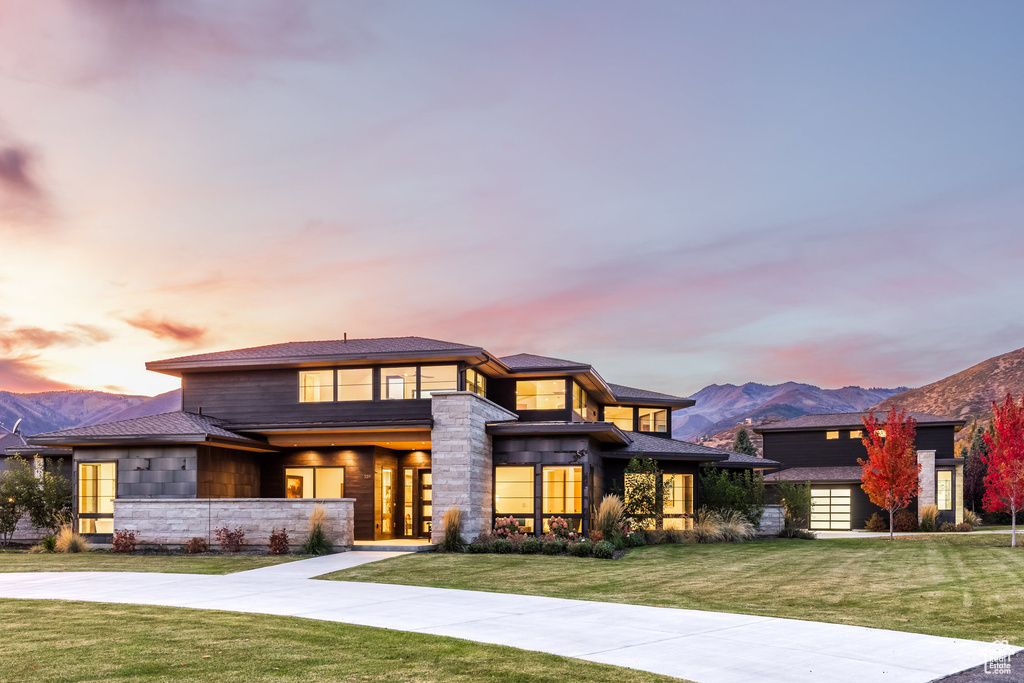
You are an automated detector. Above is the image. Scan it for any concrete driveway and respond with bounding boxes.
[0,553,1017,683]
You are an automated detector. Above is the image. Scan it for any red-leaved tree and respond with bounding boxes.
[859,407,920,540]
[982,394,1024,548]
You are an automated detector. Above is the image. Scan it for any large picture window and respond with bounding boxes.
[516,380,566,411]
[78,462,116,534]
[604,406,633,431]
[419,365,458,398]
[495,466,535,533]
[638,408,668,433]
[336,368,373,401]
[542,466,582,516]
[662,474,693,530]
[299,370,334,403]
[285,467,345,498]
[381,366,418,400]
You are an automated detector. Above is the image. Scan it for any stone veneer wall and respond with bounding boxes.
[917,450,936,523]
[759,504,785,535]
[113,498,355,548]
[430,391,518,543]
[955,465,964,524]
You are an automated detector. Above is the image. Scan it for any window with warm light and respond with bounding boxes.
[542,466,582,515]
[937,470,952,510]
[495,466,535,532]
[850,430,863,439]
[662,473,694,530]
[466,369,487,398]
[516,380,566,410]
[638,408,668,433]
[78,462,116,534]
[604,406,633,431]
[826,431,839,440]
[381,366,418,400]
[299,370,334,403]
[419,365,458,398]
[285,467,344,498]
[336,368,373,401]
[572,382,589,419]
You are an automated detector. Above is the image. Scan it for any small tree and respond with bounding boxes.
[699,466,766,529]
[982,394,1024,548]
[732,427,758,456]
[775,480,812,529]
[623,457,667,529]
[859,407,920,541]
[0,457,41,548]
[28,461,72,534]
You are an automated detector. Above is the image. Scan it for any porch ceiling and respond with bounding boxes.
[264,428,431,449]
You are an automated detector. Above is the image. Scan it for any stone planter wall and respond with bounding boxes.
[758,504,785,535]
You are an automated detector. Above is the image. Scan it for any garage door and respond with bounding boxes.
[810,487,851,530]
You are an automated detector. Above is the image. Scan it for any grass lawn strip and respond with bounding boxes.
[0,599,686,683]
[324,535,1024,645]
[0,550,297,575]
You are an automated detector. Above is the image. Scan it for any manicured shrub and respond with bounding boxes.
[893,510,919,532]
[492,516,522,539]
[592,540,615,559]
[40,534,57,552]
[865,512,888,533]
[629,530,647,547]
[521,537,542,554]
[956,522,974,532]
[439,507,466,553]
[588,529,603,543]
[568,539,593,557]
[112,529,137,554]
[667,528,692,544]
[644,529,668,545]
[509,532,527,552]
[919,505,939,532]
[55,523,90,554]
[491,538,513,554]
[692,508,723,544]
[547,517,573,541]
[215,526,245,553]
[268,528,290,555]
[185,537,209,554]
[939,522,957,533]
[468,539,492,553]
[778,526,816,540]
[542,539,566,555]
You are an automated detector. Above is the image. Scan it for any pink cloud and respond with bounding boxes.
[124,312,207,345]
[0,358,73,393]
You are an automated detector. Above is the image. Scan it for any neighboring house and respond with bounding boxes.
[29,336,743,546]
[756,412,966,531]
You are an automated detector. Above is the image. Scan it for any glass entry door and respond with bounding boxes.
[380,468,394,539]
[936,470,955,525]
[420,471,432,537]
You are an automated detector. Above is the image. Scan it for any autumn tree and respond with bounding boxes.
[732,427,758,456]
[982,394,1024,548]
[859,407,920,540]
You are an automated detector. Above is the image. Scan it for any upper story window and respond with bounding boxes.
[419,365,458,398]
[826,431,840,440]
[299,370,335,403]
[381,366,418,400]
[849,430,863,439]
[516,379,566,410]
[638,407,668,433]
[572,382,588,419]
[466,368,487,398]
[605,406,633,431]
[337,368,373,401]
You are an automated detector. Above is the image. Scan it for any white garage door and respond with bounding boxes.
[810,487,851,530]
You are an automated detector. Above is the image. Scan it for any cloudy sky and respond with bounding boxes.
[1,1,1023,397]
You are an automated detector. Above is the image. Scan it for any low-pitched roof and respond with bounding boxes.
[499,353,590,370]
[755,411,965,433]
[606,431,730,461]
[29,411,275,452]
[607,382,695,408]
[714,452,781,469]
[764,466,864,482]
[0,431,26,451]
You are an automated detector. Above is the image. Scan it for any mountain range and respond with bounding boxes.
[0,390,181,436]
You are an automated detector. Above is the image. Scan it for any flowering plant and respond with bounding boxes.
[493,516,522,539]
[547,516,574,540]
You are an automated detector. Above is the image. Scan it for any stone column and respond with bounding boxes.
[917,449,936,523]
[430,392,517,544]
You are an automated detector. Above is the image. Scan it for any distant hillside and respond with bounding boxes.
[869,346,1024,427]
[673,382,906,441]
[0,389,182,436]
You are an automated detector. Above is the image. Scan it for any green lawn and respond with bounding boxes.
[0,599,684,683]
[0,550,297,575]
[323,535,1024,645]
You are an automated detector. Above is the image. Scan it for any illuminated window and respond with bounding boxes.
[826,431,839,440]
[419,365,458,398]
[850,430,863,439]
[572,382,589,419]
[466,369,488,398]
[299,370,334,403]
[381,366,418,400]
[937,470,952,510]
[605,406,633,431]
[638,408,668,433]
[810,487,851,530]
[662,474,694,530]
[78,462,116,534]
[404,469,414,536]
[285,467,344,498]
[542,466,582,515]
[495,466,535,533]
[336,368,373,401]
[516,380,566,410]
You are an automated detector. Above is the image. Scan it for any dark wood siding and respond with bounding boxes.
[182,370,432,426]
[762,425,958,469]
[197,446,259,498]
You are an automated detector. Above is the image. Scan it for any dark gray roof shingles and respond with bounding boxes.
[499,353,590,370]
[765,466,864,482]
[31,411,249,441]
[613,431,732,458]
[607,382,691,404]
[756,411,964,432]
[715,452,781,467]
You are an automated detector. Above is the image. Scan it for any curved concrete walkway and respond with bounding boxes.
[1,553,1018,683]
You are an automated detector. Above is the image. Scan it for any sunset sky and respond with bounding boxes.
[2,1,1023,398]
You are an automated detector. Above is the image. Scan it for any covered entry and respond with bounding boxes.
[810,487,852,530]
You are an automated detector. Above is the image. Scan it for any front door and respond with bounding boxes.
[936,469,955,525]
[380,468,394,539]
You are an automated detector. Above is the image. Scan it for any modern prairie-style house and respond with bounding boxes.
[757,412,966,531]
[29,337,741,547]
